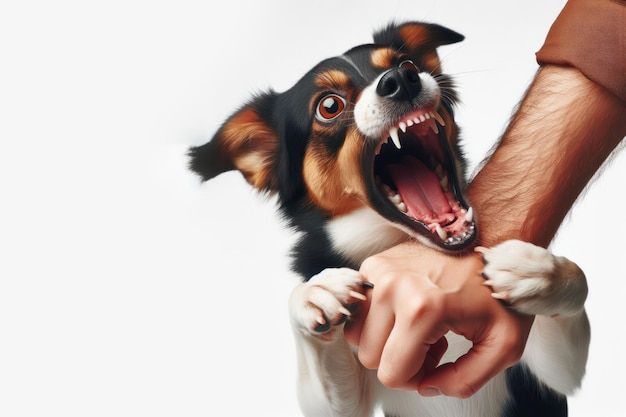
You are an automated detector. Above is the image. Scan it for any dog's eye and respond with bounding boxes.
[315,94,346,122]
[399,60,420,73]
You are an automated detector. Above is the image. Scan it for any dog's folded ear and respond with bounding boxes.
[188,92,280,191]
[374,21,464,62]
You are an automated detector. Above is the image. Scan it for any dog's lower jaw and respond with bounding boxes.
[325,207,472,265]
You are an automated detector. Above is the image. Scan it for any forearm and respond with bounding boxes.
[468,65,626,247]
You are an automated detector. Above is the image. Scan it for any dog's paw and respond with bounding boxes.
[289,268,370,340]
[476,240,559,316]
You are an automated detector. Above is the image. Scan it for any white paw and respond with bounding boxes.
[289,268,370,339]
[476,240,556,315]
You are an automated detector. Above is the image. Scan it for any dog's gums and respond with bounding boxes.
[373,108,476,247]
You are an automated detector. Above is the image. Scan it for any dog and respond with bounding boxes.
[188,21,590,417]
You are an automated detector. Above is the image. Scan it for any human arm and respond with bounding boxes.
[470,64,626,249]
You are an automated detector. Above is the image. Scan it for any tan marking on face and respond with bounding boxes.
[370,48,396,69]
[303,126,368,217]
[315,70,350,90]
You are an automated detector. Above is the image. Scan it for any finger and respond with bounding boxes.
[376,309,448,389]
[417,337,518,398]
[418,308,533,398]
[376,329,431,389]
[405,335,449,388]
[354,301,395,370]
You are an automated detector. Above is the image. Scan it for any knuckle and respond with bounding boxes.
[359,256,377,273]
[405,290,445,321]
[377,368,404,389]
[368,272,401,298]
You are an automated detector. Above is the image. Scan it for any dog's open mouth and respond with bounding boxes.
[372,108,476,250]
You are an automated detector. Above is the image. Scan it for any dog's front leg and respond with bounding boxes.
[289,268,375,417]
[478,240,590,395]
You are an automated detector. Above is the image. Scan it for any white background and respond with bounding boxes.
[1,0,624,416]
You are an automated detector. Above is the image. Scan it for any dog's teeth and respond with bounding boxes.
[435,224,448,240]
[435,164,444,179]
[399,122,407,133]
[419,114,426,123]
[406,119,414,127]
[379,181,408,211]
[427,119,439,134]
[432,111,446,127]
[389,127,401,149]
[440,175,448,190]
[413,117,421,125]
[429,222,448,241]
[389,194,402,204]
[424,112,431,120]
[465,207,473,223]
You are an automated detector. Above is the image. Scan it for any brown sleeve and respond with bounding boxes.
[536,0,626,102]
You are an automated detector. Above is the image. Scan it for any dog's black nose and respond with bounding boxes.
[376,68,422,101]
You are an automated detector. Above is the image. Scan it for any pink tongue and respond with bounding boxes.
[387,156,452,224]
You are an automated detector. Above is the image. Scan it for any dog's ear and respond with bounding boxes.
[373,21,464,55]
[188,92,280,191]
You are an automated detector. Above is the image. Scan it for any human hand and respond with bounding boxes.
[343,241,534,398]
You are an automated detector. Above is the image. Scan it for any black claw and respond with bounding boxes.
[499,299,513,308]
[361,281,375,289]
[334,315,348,326]
[346,302,360,314]
[314,321,331,333]
[481,272,489,280]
